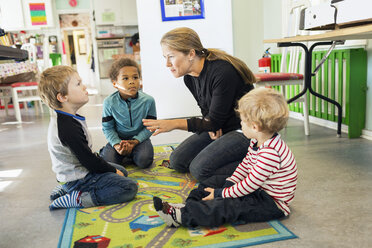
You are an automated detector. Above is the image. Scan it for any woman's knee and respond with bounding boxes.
[170,151,189,173]
[189,163,209,181]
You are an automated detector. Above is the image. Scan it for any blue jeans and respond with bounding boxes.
[63,163,138,207]
[170,131,250,181]
[100,139,154,169]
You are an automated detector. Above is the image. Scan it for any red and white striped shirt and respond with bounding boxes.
[222,134,297,216]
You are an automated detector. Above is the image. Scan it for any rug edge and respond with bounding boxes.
[195,220,297,248]
[58,208,77,248]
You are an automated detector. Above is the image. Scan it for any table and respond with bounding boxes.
[264,24,372,137]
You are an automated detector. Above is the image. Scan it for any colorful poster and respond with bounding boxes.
[29,3,47,26]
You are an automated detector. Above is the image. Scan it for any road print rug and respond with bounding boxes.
[58,144,297,248]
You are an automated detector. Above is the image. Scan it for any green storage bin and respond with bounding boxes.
[49,53,62,66]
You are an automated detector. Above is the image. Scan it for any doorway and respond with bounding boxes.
[59,13,97,93]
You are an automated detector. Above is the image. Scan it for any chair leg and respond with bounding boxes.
[49,106,54,116]
[11,88,22,123]
[303,94,310,136]
[4,101,9,116]
[3,97,9,116]
[38,100,44,114]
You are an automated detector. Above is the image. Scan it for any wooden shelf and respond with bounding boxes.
[0,45,28,61]
[264,23,372,43]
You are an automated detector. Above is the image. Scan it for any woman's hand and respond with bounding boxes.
[209,129,222,140]
[143,119,187,136]
[202,187,215,201]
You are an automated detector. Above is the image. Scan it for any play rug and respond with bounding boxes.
[58,144,297,248]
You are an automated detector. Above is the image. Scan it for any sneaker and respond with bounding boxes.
[168,202,185,209]
[153,196,181,227]
[49,191,82,210]
[50,184,67,201]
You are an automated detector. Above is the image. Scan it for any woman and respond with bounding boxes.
[143,27,255,182]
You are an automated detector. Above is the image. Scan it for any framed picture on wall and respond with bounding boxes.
[22,0,54,27]
[160,0,205,21]
[78,36,86,55]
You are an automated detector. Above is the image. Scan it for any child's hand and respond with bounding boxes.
[120,140,130,155]
[120,140,139,155]
[116,169,124,177]
[114,143,125,155]
[202,187,215,201]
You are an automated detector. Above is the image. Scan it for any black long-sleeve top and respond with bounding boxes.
[184,59,254,134]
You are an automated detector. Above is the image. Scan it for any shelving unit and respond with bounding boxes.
[0,45,28,61]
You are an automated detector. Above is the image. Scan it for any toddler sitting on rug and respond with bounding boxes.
[39,66,138,210]
[153,88,298,227]
[99,58,157,169]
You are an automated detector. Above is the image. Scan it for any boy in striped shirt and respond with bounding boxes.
[153,87,297,227]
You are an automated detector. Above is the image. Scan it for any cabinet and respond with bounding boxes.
[94,0,137,25]
[0,0,25,31]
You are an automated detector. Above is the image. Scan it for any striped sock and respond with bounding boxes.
[50,185,67,200]
[49,191,82,210]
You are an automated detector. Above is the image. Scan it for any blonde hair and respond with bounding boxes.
[237,88,289,133]
[109,58,141,82]
[38,66,76,109]
[160,27,256,84]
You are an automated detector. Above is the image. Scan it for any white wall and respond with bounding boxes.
[136,0,233,119]
[231,0,263,73]
[365,41,372,131]
[232,0,282,74]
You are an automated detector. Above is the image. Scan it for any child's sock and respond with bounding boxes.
[153,196,182,227]
[49,191,82,210]
[50,184,67,200]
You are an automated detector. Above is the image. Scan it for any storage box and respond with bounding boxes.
[300,0,372,30]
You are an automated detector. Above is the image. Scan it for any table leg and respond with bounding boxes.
[279,41,343,137]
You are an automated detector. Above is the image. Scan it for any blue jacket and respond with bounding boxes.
[102,91,156,146]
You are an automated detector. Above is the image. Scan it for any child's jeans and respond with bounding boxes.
[169,130,250,181]
[62,163,138,208]
[100,139,154,169]
[180,178,285,228]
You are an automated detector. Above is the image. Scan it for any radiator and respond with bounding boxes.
[271,48,367,138]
